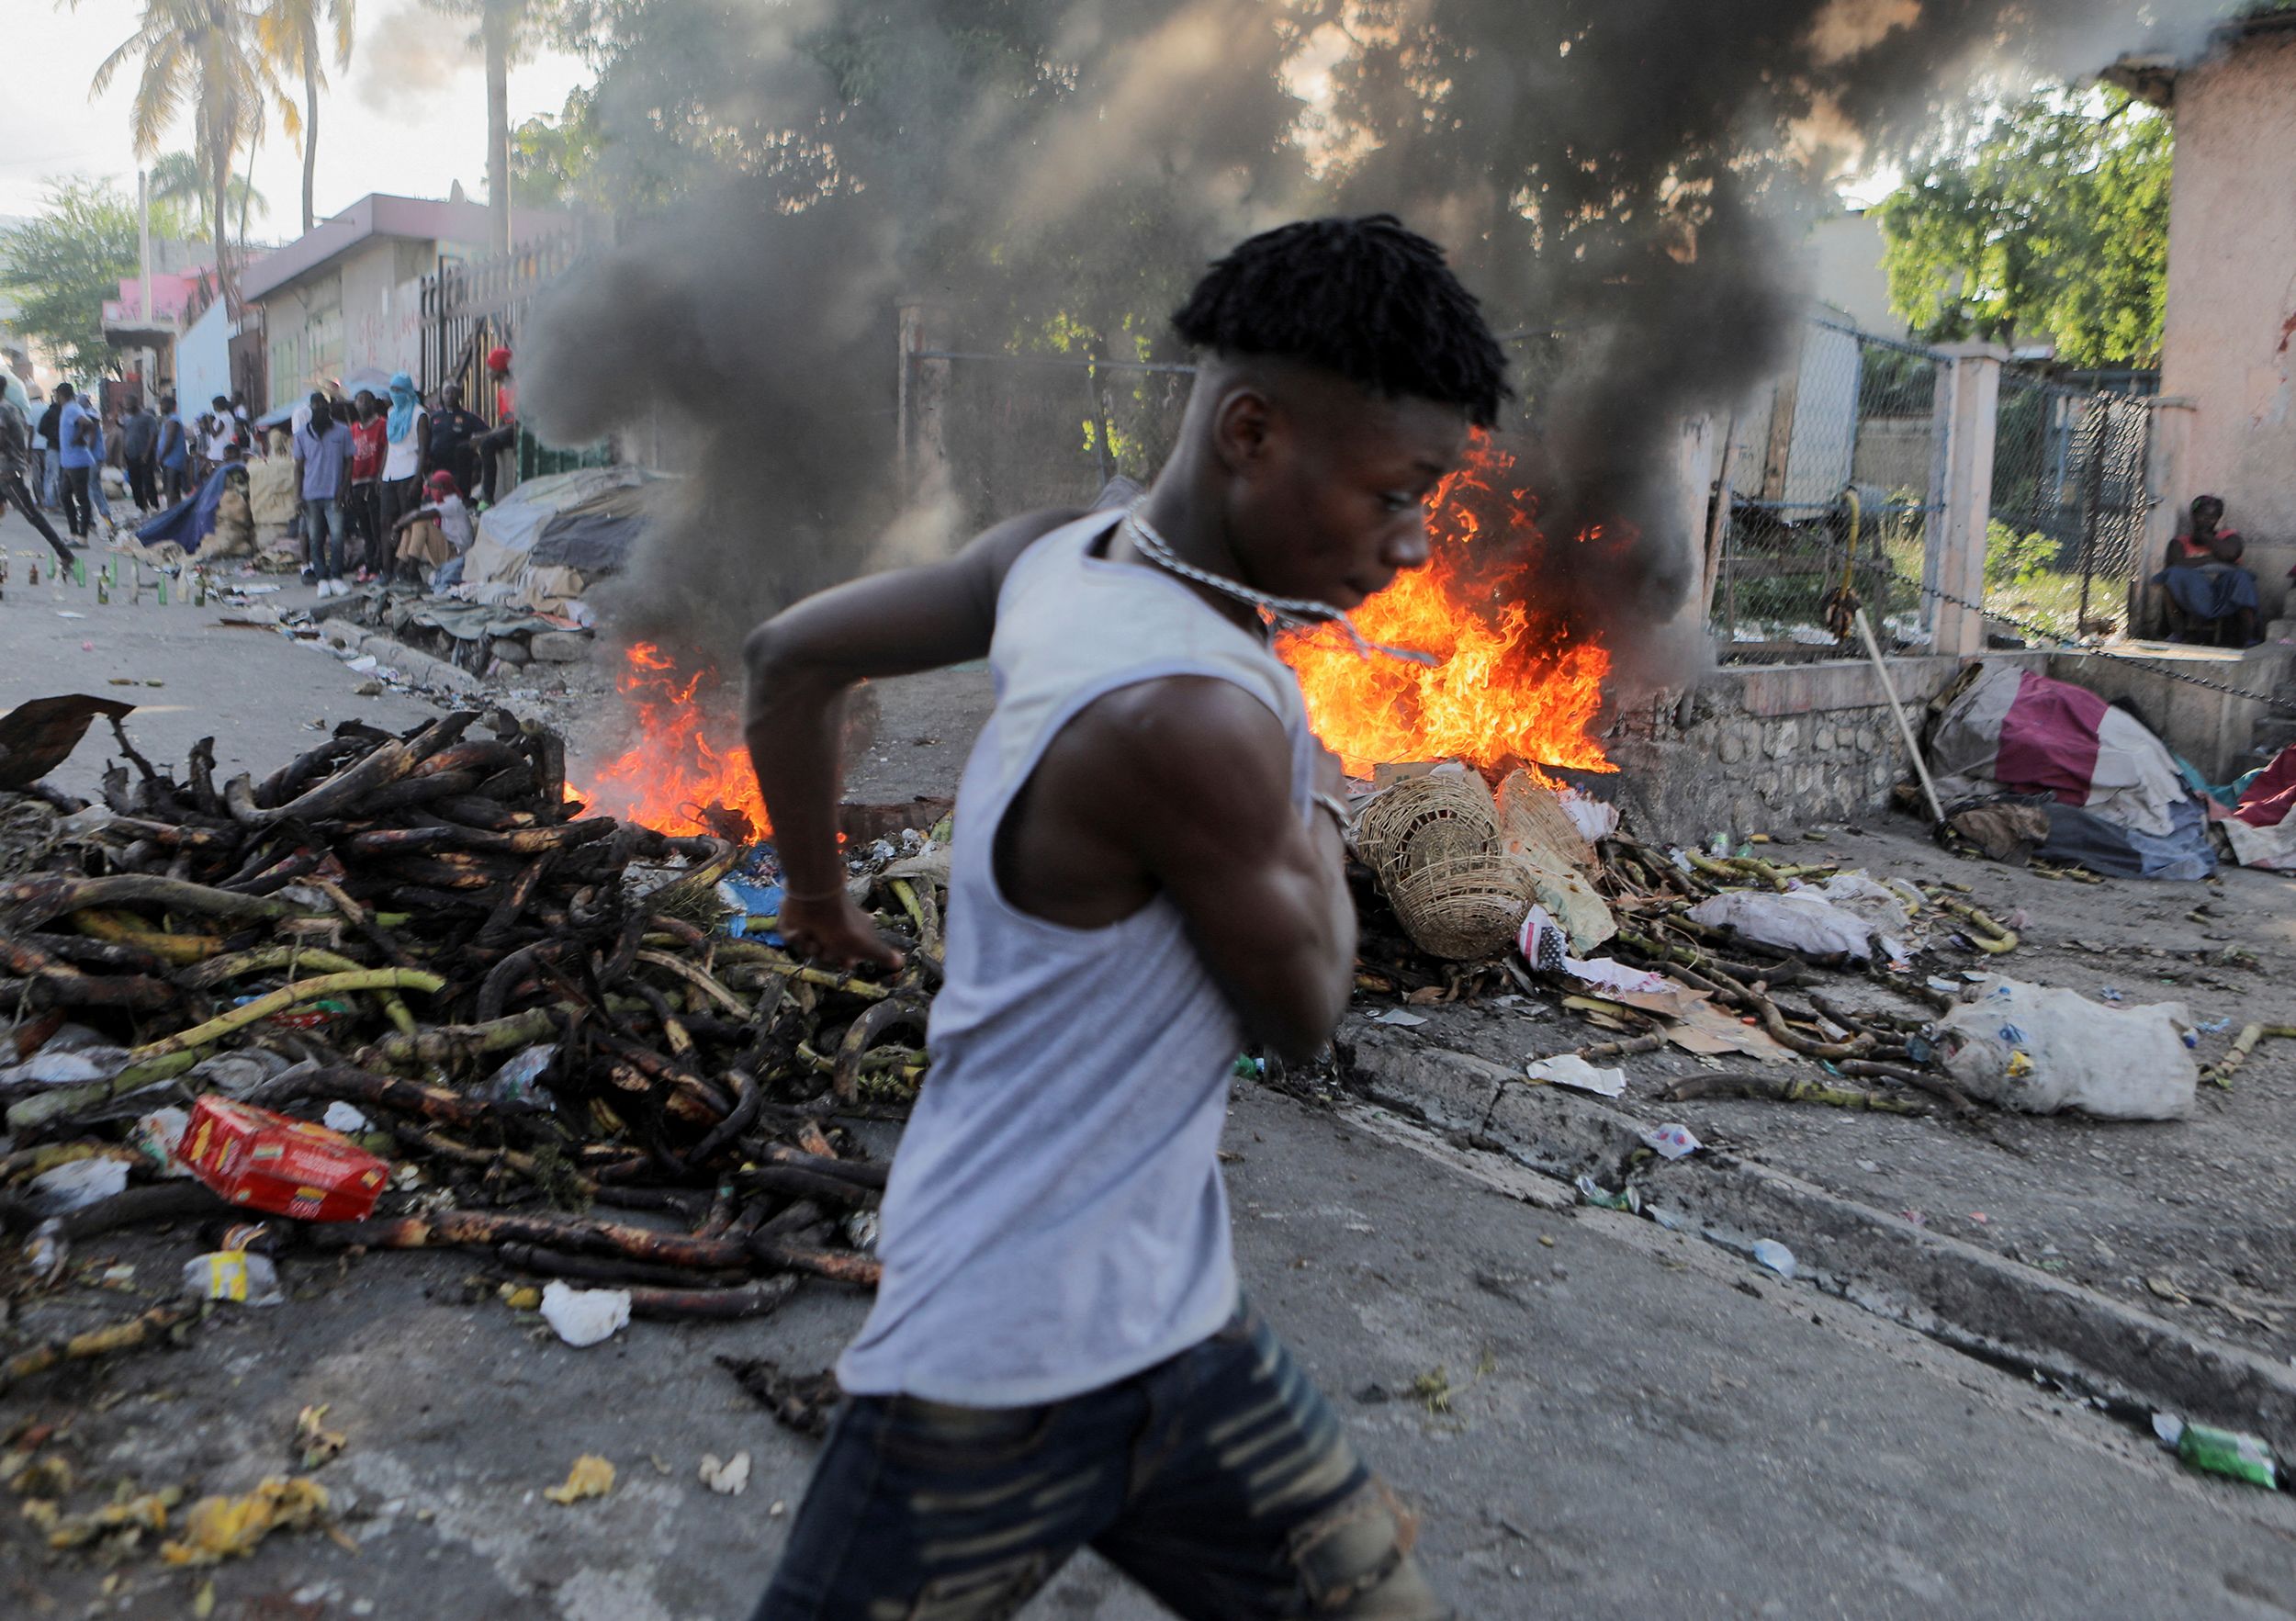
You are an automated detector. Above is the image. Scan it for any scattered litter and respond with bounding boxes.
[1573,1175,1640,1213]
[2099,987,2124,1004]
[295,1403,347,1469]
[481,1043,557,1108]
[27,1156,129,1214]
[1686,872,1917,963]
[699,1451,752,1495]
[1640,1123,1702,1160]
[180,1097,392,1220]
[321,1101,370,1134]
[181,1250,283,1306]
[1751,1240,1797,1279]
[132,1107,194,1175]
[1527,1054,1626,1098]
[1935,975,2196,1120]
[160,1477,332,1564]
[541,1280,633,1347]
[544,1455,616,1505]
[1368,1008,1429,1028]
[56,611,84,619]
[2154,1413,2279,1489]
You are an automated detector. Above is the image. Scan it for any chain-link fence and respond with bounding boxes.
[928,350,1193,533]
[1710,319,1947,652]
[1984,371,2155,642]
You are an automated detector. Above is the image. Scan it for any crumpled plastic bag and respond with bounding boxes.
[541,1281,631,1347]
[1687,872,1920,962]
[28,1157,129,1214]
[1936,974,2196,1120]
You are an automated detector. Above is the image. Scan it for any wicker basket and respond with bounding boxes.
[1384,849,1541,960]
[1354,771,1502,874]
[1356,773,1537,961]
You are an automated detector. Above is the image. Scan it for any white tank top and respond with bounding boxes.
[383,423,422,480]
[838,512,1318,1404]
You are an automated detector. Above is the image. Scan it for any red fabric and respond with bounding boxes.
[486,346,512,373]
[347,417,386,481]
[2234,746,2296,828]
[1995,670,2107,805]
[495,380,517,422]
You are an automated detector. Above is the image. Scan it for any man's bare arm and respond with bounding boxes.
[1038,680,1355,1062]
[742,508,1083,965]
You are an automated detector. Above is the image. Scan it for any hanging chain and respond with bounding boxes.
[1868,551,2296,717]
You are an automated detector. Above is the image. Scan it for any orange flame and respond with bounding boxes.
[572,642,771,838]
[1280,435,1615,779]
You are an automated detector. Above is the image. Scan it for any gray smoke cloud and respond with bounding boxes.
[523,0,2238,687]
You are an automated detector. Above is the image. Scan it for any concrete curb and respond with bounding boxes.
[1343,1029,2296,1453]
[319,618,480,694]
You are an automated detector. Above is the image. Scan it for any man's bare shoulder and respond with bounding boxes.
[1050,675,1292,810]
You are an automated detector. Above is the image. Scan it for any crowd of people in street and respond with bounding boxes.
[2,348,519,596]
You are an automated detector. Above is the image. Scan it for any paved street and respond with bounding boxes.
[6,504,2296,1618]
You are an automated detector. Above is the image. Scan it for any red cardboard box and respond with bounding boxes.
[180,1098,390,1222]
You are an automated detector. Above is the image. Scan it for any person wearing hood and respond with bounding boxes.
[378,371,427,548]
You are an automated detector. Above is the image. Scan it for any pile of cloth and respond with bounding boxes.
[1927,662,2216,880]
[455,466,663,621]
[2195,746,2296,872]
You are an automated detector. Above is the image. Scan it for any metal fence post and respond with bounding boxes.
[897,301,949,505]
[2138,397,2195,635]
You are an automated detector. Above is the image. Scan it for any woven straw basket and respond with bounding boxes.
[1355,773,1538,961]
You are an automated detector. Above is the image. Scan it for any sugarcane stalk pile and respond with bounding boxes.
[1,710,940,1336]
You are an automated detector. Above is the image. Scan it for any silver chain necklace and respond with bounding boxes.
[1122,502,1436,667]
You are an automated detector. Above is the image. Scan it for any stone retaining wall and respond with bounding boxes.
[1579,653,2049,845]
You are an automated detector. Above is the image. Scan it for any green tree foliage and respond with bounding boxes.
[0,178,142,376]
[1876,87,2169,367]
[508,87,604,209]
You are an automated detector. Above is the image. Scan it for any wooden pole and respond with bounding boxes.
[1854,607,1945,825]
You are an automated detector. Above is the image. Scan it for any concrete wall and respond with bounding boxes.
[1584,644,2286,842]
[2159,32,2296,546]
[174,299,236,424]
[1591,656,2043,843]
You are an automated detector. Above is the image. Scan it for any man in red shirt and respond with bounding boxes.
[346,390,389,580]
[474,345,519,510]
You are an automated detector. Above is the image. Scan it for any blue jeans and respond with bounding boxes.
[303,496,347,579]
[755,1303,1446,1620]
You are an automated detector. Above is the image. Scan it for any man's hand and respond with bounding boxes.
[742,508,1083,920]
[778,891,904,973]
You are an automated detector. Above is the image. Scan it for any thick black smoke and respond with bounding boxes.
[524,0,2238,678]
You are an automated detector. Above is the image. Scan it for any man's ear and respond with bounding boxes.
[1210,385,1279,478]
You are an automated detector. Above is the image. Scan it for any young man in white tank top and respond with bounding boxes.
[742,216,1509,1620]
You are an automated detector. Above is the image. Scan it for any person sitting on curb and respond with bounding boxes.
[390,468,476,587]
[2155,495,2260,647]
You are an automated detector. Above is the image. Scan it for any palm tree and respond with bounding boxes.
[258,0,355,234]
[82,0,279,309]
[425,0,549,254]
[152,148,268,248]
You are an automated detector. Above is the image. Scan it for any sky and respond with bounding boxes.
[0,0,592,232]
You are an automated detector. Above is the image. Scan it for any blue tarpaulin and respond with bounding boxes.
[135,464,235,550]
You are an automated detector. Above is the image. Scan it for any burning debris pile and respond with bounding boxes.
[0,707,943,1387]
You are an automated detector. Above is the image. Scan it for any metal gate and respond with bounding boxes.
[1986,373,2155,641]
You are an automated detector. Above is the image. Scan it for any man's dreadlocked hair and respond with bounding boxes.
[1170,215,1511,428]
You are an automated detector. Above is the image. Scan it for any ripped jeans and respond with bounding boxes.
[754,1302,1446,1620]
